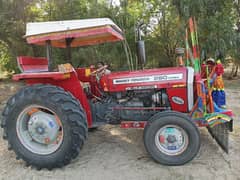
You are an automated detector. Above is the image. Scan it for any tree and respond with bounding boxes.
[0,0,239,74]
[172,0,235,59]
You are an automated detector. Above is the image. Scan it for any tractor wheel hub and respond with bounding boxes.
[36,126,45,135]
[166,135,177,143]
[28,111,59,144]
[155,125,189,156]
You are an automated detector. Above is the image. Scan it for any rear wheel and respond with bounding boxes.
[144,111,200,165]
[1,84,88,169]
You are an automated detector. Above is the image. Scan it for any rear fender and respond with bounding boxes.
[16,71,93,127]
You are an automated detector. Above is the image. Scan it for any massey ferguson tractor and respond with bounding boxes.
[1,18,233,169]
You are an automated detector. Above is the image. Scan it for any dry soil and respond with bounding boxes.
[0,80,239,180]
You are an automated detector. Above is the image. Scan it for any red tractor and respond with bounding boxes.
[1,18,233,169]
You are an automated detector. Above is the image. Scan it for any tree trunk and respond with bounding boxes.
[233,64,239,77]
[227,63,235,80]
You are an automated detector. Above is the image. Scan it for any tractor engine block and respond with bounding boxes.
[91,89,170,124]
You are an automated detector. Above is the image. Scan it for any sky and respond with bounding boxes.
[107,0,120,7]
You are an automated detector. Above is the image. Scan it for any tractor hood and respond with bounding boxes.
[100,67,192,92]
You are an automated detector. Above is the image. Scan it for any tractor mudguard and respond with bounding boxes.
[13,71,93,127]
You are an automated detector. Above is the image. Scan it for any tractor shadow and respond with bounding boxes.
[68,124,238,171]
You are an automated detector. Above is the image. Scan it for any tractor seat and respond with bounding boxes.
[58,63,90,90]
[58,63,74,73]
[17,56,48,73]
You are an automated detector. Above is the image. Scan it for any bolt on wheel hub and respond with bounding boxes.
[36,126,45,135]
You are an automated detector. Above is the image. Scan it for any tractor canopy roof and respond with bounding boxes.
[25,18,124,48]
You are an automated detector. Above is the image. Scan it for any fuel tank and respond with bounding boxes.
[100,67,194,113]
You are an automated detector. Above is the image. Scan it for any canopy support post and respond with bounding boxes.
[66,38,74,64]
[46,40,53,71]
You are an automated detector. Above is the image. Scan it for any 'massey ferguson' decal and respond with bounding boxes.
[113,73,183,85]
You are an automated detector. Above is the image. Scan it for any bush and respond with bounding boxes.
[0,41,18,73]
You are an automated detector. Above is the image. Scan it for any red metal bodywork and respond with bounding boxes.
[100,67,189,112]
[13,62,192,127]
[13,71,70,81]
[13,71,93,127]
[17,56,48,73]
[100,67,187,91]
[27,26,123,48]
[13,21,125,128]
[120,121,147,128]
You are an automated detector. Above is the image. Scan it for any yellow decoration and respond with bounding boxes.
[213,76,224,89]
[85,68,91,77]
[58,63,73,73]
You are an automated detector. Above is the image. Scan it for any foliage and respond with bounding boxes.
[172,0,235,59]
[0,0,238,73]
[0,40,14,71]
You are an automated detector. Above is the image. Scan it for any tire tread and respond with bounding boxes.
[1,84,88,170]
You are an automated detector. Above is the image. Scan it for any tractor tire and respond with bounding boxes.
[144,111,200,165]
[1,84,88,170]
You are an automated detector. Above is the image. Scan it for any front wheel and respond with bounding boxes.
[144,111,200,165]
[1,84,88,169]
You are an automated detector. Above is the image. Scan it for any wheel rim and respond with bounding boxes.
[16,105,64,155]
[154,125,189,156]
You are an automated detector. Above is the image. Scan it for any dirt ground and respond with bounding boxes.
[0,80,240,180]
